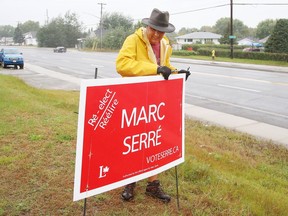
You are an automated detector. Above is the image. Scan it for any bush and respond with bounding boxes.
[174,45,288,62]
[265,19,288,54]
[181,44,245,51]
[197,48,231,58]
[173,50,198,56]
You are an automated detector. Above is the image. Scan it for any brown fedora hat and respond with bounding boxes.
[142,8,175,33]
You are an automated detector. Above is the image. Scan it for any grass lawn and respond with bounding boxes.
[0,74,288,215]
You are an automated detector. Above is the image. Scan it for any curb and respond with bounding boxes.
[185,104,288,148]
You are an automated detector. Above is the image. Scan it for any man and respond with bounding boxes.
[116,8,190,203]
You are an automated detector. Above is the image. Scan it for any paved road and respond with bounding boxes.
[6,46,288,130]
[0,50,288,147]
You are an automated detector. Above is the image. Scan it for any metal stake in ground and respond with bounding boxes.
[175,166,180,210]
[83,67,99,216]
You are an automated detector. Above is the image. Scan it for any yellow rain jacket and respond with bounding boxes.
[116,27,176,77]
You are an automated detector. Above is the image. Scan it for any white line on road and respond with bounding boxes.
[217,84,261,93]
[191,71,272,84]
[187,94,288,119]
[190,71,288,86]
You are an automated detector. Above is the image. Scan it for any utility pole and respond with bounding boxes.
[230,0,234,59]
[98,2,106,50]
[46,9,49,25]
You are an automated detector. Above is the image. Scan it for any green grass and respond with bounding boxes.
[172,54,288,67]
[0,74,288,215]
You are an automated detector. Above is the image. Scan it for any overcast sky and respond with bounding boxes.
[2,0,288,31]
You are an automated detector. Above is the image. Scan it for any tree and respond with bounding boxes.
[219,32,230,44]
[62,11,83,48]
[102,12,133,31]
[20,21,40,33]
[177,27,198,35]
[133,20,143,30]
[265,19,288,53]
[256,19,276,39]
[37,11,83,47]
[37,19,65,47]
[13,24,24,44]
[102,27,129,49]
[214,17,249,39]
[200,26,214,32]
[0,25,15,37]
[99,12,134,49]
[247,27,256,38]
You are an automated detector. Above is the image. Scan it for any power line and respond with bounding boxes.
[234,3,288,6]
[83,12,100,19]
[171,4,229,15]
[170,2,288,16]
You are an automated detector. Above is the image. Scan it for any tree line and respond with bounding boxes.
[0,11,286,54]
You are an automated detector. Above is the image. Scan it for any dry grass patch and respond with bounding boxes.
[0,74,287,215]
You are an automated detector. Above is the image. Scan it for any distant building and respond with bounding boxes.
[23,31,38,46]
[0,37,14,45]
[175,32,222,45]
[238,37,264,47]
[237,38,255,46]
[259,35,270,44]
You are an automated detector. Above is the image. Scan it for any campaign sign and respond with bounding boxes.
[73,74,185,201]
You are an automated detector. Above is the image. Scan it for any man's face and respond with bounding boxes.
[146,26,165,45]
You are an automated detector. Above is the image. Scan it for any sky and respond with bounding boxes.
[2,0,288,31]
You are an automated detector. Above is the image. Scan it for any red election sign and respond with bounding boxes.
[73,74,185,201]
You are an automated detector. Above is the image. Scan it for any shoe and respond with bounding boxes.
[121,182,136,201]
[145,180,171,203]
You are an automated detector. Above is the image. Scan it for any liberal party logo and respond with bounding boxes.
[99,165,110,178]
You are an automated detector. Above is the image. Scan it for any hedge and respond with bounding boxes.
[181,44,245,51]
[173,47,288,62]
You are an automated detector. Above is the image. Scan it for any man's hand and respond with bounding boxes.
[178,69,191,81]
[157,66,172,80]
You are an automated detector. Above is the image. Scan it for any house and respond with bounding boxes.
[238,37,264,47]
[175,32,222,45]
[0,37,14,45]
[259,35,270,44]
[237,38,255,46]
[23,31,38,46]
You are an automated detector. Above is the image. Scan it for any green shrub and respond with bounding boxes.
[181,44,245,51]
[174,45,288,62]
[173,50,198,56]
[265,19,288,54]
